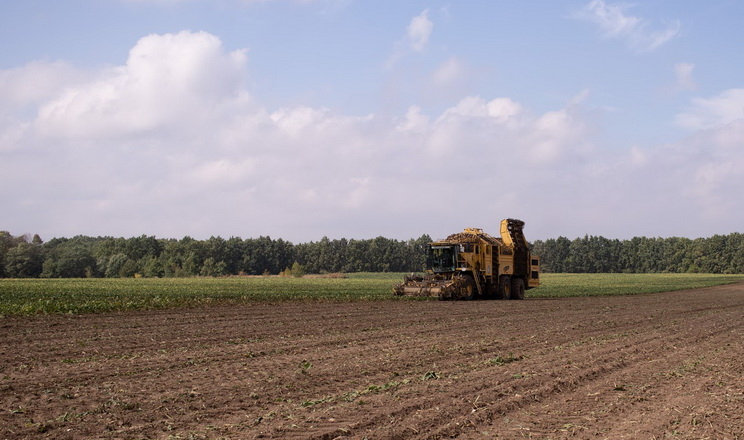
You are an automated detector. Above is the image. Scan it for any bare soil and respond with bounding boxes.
[2,283,743,439]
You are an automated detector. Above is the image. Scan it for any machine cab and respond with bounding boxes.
[427,245,458,273]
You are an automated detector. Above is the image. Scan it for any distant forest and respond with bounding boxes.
[0,232,432,278]
[1,230,742,278]
[532,234,744,274]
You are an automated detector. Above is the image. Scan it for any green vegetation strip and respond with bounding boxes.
[0,274,396,316]
[529,273,744,298]
[0,273,742,316]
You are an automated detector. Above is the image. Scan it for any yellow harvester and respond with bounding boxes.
[394,219,540,300]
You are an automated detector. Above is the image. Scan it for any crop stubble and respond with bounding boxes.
[1,283,743,439]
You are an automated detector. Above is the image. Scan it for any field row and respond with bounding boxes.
[1,273,742,316]
[3,282,744,438]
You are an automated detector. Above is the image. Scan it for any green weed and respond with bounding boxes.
[0,273,741,316]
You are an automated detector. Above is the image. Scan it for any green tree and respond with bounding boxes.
[142,255,165,277]
[4,242,44,277]
[200,257,227,277]
[118,258,140,277]
[0,231,17,277]
[41,236,98,278]
[290,261,305,277]
[103,253,129,277]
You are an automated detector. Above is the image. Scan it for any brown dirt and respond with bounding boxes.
[2,283,743,440]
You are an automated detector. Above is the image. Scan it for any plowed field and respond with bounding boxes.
[2,283,743,439]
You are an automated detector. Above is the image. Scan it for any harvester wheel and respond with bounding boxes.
[459,275,476,300]
[488,282,503,299]
[499,275,511,300]
[511,277,525,300]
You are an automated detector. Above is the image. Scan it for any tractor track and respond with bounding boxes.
[1,283,744,439]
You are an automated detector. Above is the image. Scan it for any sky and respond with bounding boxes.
[1,0,743,243]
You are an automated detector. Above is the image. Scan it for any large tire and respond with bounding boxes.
[499,275,511,300]
[459,274,476,300]
[486,281,501,299]
[483,281,499,299]
[511,277,525,300]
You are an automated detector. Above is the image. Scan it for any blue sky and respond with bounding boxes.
[1,0,743,243]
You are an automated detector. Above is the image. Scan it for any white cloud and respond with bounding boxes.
[396,105,429,132]
[270,106,330,135]
[431,57,463,87]
[629,146,648,166]
[192,158,256,187]
[0,61,83,112]
[487,98,523,125]
[2,30,743,242]
[673,62,696,92]
[666,120,744,221]
[386,9,435,69]
[575,0,681,52]
[676,88,744,130]
[407,9,433,52]
[35,31,248,140]
[0,62,85,152]
[580,0,640,36]
[0,119,30,153]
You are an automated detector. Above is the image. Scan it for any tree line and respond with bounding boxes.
[0,231,432,278]
[531,234,744,274]
[1,230,742,278]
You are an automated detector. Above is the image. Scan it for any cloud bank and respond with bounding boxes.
[1,30,742,242]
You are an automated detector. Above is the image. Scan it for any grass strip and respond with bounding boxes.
[1,273,742,316]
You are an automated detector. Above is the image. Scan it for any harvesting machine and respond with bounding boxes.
[393,219,540,300]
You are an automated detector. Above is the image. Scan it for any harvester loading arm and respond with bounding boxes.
[500,218,528,250]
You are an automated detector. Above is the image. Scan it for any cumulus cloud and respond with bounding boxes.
[1,30,743,242]
[574,0,680,52]
[396,105,429,133]
[0,28,592,241]
[676,89,744,130]
[0,61,83,112]
[407,9,433,52]
[660,120,744,222]
[386,9,436,69]
[35,31,248,140]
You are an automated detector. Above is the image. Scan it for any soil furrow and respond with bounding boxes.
[1,282,743,439]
